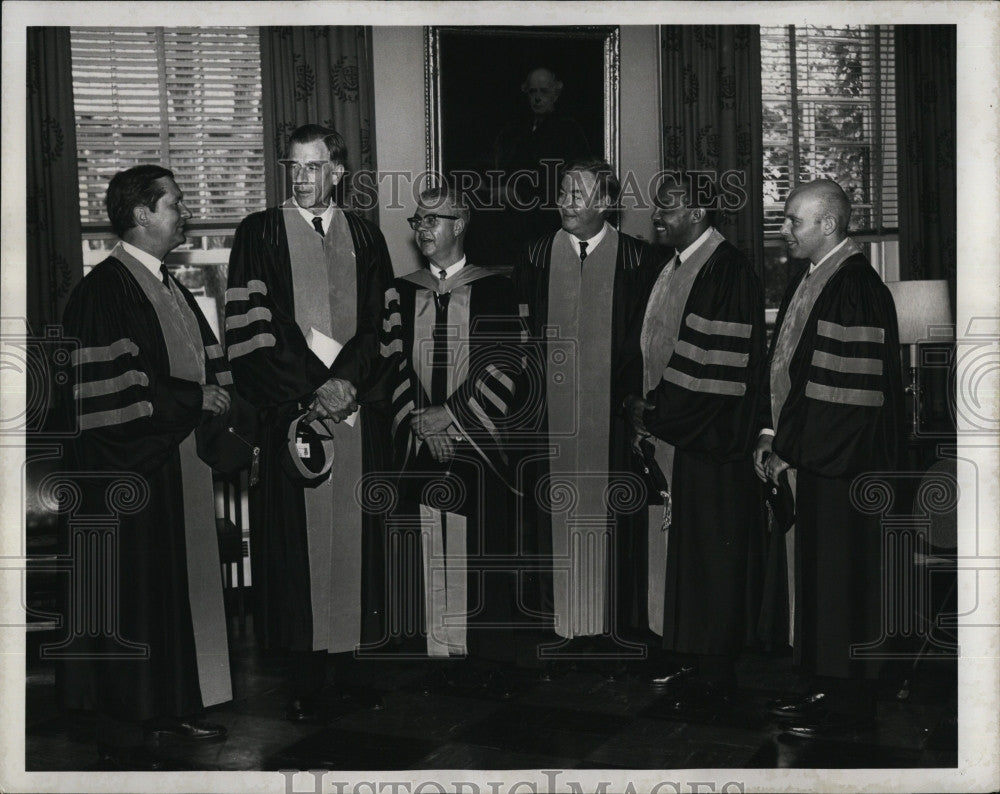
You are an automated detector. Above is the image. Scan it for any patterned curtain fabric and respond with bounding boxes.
[895,26,956,313]
[260,26,378,222]
[660,26,764,274]
[27,27,83,333]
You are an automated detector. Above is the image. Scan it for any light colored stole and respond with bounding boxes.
[546,225,618,638]
[115,244,232,707]
[282,202,364,653]
[401,267,483,405]
[639,229,726,636]
[399,265,491,657]
[768,237,861,645]
[420,506,468,657]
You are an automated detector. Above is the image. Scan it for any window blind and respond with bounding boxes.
[71,27,266,228]
[761,25,897,237]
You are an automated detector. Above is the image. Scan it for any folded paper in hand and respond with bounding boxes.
[306,327,357,428]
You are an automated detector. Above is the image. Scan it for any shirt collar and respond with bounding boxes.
[119,240,163,276]
[567,222,609,256]
[433,256,466,279]
[809,236,850,273]
[294,199,336,231]
[676,226,715,265]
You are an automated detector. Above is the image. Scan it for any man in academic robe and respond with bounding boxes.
[58,165,233,769]
[224,124,393,722]
[755,179,903,736]
[625,172,767,707]
[512,158,663,666]
[376,186,526,688]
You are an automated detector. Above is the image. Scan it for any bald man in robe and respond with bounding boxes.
[755,179,903,737]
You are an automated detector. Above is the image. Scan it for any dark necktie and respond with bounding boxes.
[159,263,170,287]
[312,216,324,237]
[438,268,447,281]
[579,241,589,265]
[431,291,451,405]
[674,253,682,270]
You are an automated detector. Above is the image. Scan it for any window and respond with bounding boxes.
[761,25,898,308]
[70,27,266,334]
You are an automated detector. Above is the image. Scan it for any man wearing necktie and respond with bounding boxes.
[512,158,664,674]
[623,172,767,710]
[754,179,903,737]
[225,125,393,722]
[374,186,527,686]
[58,165,234,768]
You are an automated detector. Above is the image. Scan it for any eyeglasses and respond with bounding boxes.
[406,214,460,231]
[278,159,331,178]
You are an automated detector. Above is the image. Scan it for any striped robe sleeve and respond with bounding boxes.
[224,213,328,408]
[63,271,203,474]
[643,252,768,459]
[773,264,903,478]
[444,280,525,452]
[376,285,416,463]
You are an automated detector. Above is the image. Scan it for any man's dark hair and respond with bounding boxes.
[106,165,176,237]
[563,158,621,208]
[288,124,349,166]
[655,170,718,226]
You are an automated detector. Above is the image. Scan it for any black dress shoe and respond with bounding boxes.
[784,709,875,738]
[145,716,228,742]
[650,663,695,690]
[97,743,181,771]
[766,691,828,720]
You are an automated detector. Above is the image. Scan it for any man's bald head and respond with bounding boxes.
[781,179,854,264]
[788,179,852,236]
[522,67,563,116]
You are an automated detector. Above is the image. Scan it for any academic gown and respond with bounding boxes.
[224,205,393,653]
[512,227,663,639]
[767,249,904,679]
[637,233,768,656]
[377,268,525,661]
[56,251,232,723]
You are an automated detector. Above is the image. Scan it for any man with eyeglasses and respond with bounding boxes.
[512,158,664,676]
[371,186,527,690]
[225,124,393,723]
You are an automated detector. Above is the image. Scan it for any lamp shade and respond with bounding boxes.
[885,280,954,344]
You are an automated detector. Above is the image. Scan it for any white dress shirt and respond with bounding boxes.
[567,222,609,259]
[294,199,336,233]
[120,240,165,279]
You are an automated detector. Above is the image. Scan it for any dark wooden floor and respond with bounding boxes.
[25,622,957,772]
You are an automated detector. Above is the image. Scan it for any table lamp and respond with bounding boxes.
[885,280,954,436]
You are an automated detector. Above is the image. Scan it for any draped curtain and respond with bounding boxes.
[895,26,956,314]
[660,26,764,274]
[27,27,83,333]
[260,27,378,222]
